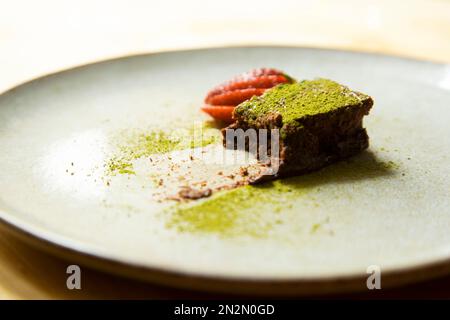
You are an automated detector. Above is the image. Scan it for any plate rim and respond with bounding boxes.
[0,45,445,97]
[2,210,450,296]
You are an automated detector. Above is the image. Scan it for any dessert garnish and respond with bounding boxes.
[201,68,295,123]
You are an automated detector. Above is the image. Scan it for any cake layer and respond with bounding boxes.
[224,79,373,183]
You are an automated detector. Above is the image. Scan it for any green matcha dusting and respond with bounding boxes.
[167,181,295,238]
[105,123,221,176]
[234,79,370,126]
[167,151,399,238]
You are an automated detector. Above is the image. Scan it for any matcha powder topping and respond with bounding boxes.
[167,182,295,238]
[234,79,369,125]
[105,124,221,176]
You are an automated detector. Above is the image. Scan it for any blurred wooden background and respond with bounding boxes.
[0,0,449,299]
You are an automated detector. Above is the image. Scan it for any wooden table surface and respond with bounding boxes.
[1,0,449,299]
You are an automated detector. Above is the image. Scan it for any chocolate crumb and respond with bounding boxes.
[240,167,249,176]
[178,187,212,200]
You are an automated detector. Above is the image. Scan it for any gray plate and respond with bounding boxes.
[0,46,449,295]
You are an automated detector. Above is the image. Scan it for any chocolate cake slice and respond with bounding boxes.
[223,78,373,183]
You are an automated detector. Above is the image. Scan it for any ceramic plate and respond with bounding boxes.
[1,47,450,295]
